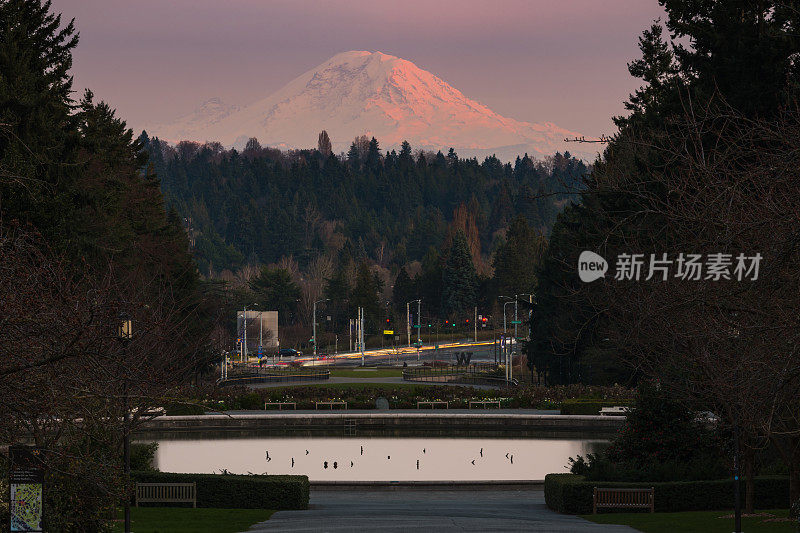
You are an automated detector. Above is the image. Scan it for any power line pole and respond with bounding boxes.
[474,306,477,343]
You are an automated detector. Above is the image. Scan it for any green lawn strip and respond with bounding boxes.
[265,382,470,392]
[581,509,794,533]
[113,507,275,533]
[328,369,403,378]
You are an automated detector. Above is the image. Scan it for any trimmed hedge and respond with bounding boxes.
[559,399,632,415]
[132,471,309,510]
[544,473,789,514]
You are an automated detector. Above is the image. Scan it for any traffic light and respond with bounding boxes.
[386,318,390,324]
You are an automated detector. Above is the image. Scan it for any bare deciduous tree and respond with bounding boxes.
[586,101,800,511]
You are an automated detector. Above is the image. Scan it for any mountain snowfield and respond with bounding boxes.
[147,51,594,161]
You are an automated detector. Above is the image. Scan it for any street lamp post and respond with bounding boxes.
[241,303,259,363]
[517,293,535,383]
[117,312,133,533]
[500,297,516,383]
[313,298,330,358]
[406,299,422,360]
[501,298,514,334]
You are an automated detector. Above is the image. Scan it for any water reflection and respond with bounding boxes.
[150,437,606,481]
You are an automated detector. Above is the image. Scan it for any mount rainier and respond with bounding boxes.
[148,50,591,161]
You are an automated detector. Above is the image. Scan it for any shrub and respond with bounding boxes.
[132,471,309,510]
[559,399,632,415]
[238,392,262,410]
[569,381,728,482]
[544,473,789,514]
[130,442,158,471]
[164,402,205,415]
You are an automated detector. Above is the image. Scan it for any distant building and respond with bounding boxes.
[236,311,279,355]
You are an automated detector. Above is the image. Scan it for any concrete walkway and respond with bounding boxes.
[246,488,636,532]
[221,408,561,416]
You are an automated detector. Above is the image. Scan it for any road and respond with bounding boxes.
[252,339,518,368]
[246,488,635,532]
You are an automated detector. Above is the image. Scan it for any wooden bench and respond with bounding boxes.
[136,482,196,508]
[599,406,628,416]
[316,401,347,410]
[417,401,448,409]
[593,487,654,513]
[264,402,296,410]
[469,400,501,409]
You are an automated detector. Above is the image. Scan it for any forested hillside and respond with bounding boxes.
[141,134,589,276]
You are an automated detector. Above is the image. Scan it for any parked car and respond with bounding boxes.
[279,348,301,358]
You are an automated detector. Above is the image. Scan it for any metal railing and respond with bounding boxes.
[217,368,330,387]
[402,363,517,387]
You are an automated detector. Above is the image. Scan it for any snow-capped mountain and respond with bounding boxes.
[148,51,591,161]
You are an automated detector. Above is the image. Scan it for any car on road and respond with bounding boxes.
[279,348,301,358]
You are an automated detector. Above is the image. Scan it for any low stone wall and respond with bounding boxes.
[138,413,624,434]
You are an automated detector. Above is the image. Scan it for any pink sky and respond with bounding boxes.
[53,0,668,137]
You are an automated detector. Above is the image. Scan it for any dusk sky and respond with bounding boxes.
[53,0,668,138]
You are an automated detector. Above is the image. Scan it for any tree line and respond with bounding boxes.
[0,0,218,528]
[140,132,587,342]
[528,0,800,512]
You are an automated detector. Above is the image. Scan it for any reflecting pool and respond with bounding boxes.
[147,436,607,481]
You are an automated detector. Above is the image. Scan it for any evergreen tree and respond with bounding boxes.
[366,136,381,170]
[391,266,413,311]
[441,230,477,317]
[0,0,78,235]
[492,215,545,298]
[250,267,301,325]
[350,261,381,332]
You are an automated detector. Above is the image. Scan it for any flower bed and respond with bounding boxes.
[175,383,633,412]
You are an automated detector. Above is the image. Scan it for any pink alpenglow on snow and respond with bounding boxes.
[148,51,592,161]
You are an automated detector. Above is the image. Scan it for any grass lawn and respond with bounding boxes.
[266,382,487,393]
[113,507,274,533]
[329,368,403,378]
[266,382,432,392]
[582,509,796,533]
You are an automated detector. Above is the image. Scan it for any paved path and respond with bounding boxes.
[246,488,636,532]
[221,408,561,416]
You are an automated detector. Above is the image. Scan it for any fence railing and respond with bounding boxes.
[217,368,330,387]
[402,364,517,387]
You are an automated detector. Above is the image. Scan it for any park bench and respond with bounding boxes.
[417,401,448,409]
[469,400,501,409]
[316,401,347,410]
[593,487,654,514]
[599,406,628,416]
[135,482,196,508]
[264,402,296,410]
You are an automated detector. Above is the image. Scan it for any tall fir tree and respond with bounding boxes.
[441,230,477,317]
